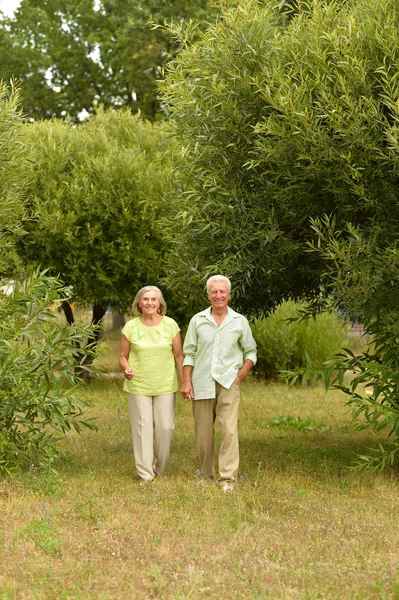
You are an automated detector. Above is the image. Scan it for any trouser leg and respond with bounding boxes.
[215,379,241,482]
[192,398,216,479]
[127,394,155,481]
[153,393,175,476]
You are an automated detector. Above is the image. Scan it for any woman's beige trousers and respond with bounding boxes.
[127,393,175,482]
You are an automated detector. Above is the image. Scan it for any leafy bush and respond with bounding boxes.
[251,300,348,379]
[20,109,178,314]
[0,82,26,276]
[291,312,399,471]
[0,270,98,474]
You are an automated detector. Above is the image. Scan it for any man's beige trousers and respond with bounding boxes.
[127,393,175,482]
[192,378,240,483]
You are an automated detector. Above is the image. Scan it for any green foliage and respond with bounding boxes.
[0,270,98,473]
[251,300,348,379]
[0,81,26,276]
[0,0,218,121]
[24,516,63,555]
[0,81,99,473]
[286,311,399,470]
[18,108,177,313]
[160,0,399,315]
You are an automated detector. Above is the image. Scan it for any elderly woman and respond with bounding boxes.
[119,286,183,485]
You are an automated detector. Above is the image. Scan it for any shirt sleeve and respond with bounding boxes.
[182,316,198,367]
[166,317,180,339]
[121,319,132,341]
[239,317,257,365]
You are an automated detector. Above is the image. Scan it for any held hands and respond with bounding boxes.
[180,372,245,399]
[180,381,194,401]
[124,368,134,381]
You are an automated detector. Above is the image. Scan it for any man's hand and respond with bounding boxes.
[237,359,255,383]
[180,380,194,400]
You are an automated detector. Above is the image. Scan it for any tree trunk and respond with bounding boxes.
[78,302,108,380]
[112,311,125,330]
[61,300,107,381]
[91,302,107,345]
[61,300,75,325]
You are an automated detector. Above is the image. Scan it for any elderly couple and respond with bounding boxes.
[119,275,257,491]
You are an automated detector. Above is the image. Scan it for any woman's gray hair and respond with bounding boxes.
[206,275,232,293]
[132,286,167,315]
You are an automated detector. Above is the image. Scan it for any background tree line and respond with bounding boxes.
[0,0,217,121]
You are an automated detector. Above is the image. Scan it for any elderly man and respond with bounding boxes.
[181,275,257,491]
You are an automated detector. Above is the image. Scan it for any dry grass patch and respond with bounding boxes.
[1,377,399,599]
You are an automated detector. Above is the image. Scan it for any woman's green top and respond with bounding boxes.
[122,316,180,396]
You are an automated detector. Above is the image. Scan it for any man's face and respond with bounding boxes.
[208,281,230,310]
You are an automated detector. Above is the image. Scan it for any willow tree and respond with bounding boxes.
[0,83,25,276]
[160,0,399,315]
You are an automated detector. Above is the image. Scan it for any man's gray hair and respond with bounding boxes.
[206,275,232,294]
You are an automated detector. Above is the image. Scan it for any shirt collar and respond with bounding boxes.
[198,306,240,326]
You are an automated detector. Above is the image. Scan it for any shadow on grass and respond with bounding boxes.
[39,377,395,485]
[239,430,391,479]
[56,419,393,485]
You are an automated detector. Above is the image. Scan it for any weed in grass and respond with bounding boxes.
[24,460,65,497]
[372,574,399,598]
[23,516,63,555]
[74,498,103,525]
[268,415,328,431]
[147,565,170,597]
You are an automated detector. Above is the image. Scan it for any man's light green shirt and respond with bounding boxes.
[183,306,257,400]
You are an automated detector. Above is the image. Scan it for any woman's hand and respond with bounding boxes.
[120,334,133,380]
[180,380,194,401]
[124,368,134,381]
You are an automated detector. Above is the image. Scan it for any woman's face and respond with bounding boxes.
[139,290,160,316]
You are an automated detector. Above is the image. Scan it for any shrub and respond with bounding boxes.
[292,312,399,471]
[251,300,348,379]
[0,270,98,474]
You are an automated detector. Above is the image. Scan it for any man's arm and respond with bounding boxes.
[237,317,257,382]
[237,359,254,382]
[180,317,197,400]
[181,365,195,400]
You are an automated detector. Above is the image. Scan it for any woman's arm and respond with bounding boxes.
[172,332,184,384]
[119,334,134,380]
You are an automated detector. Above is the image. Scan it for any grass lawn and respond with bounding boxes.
[1,368,399,599]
